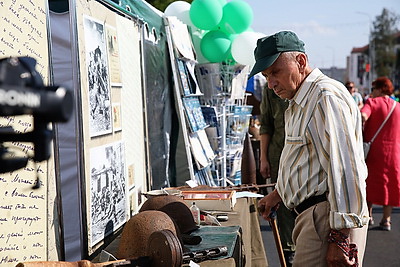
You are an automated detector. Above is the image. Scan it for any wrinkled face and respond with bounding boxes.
[261,53,303,100]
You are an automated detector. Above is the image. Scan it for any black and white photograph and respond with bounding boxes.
[89,141,127,246]
[84,15,113,137]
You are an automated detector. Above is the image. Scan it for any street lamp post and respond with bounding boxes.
[356,12,374,90]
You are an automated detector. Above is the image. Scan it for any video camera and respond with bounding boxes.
[0,56,73,173]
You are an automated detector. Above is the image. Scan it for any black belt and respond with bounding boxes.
[292,193,327,217]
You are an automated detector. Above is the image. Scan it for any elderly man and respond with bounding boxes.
[251,31,369,267]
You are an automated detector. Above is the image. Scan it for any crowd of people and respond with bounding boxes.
[249,30,399,267]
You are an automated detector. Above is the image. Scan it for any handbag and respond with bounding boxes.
[363,100,396,159]
[363,141,371,158]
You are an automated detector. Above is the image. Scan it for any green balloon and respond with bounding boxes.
[191,30,208,63]
[219,0,253,34]
[224,34,237,65]
[224,50,236,65]
[190,0,223,30]
[200,30,232,63]
[216,0,227,6]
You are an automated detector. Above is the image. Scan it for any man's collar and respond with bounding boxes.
[292,68,323,108]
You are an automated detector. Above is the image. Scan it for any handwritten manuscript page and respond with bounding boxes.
[0,0,56,264]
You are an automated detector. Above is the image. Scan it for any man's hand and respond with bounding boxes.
[257,189,282,221]
[260,157,271,179]
[326,228,356,266]
[326,242,356,266]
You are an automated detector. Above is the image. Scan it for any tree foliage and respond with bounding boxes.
[371,8,399,78]
[147,0,192,12]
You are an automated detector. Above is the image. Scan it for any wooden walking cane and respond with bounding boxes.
[269,210,287,267]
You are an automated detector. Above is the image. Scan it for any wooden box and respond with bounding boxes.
[181,190,237,211]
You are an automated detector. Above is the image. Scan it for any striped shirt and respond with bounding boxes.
[276,68,369,230]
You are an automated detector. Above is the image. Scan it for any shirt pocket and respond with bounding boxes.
[284,135,311,161]
[286,135,308,146]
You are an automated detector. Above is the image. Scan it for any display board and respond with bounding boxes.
[164,16,216,186]
[0,0,60,264]
[73,0,146,257]
[166,16,252,187]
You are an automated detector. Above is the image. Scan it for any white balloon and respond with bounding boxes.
[179,9,197,30]
[164,1,198,30]
[164,1,191,18]
[231,31,265,66]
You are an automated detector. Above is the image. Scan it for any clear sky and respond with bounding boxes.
[245,0,400,69]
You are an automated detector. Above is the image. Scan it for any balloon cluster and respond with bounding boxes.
[164,0,265,66]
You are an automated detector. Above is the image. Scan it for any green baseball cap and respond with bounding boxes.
[249,31,305,77]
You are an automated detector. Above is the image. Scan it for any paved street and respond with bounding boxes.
[260,206,400,267]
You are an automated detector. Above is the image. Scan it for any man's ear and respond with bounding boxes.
[296,53,307,72]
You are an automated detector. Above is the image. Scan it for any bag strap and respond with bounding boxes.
[370,100,396,143]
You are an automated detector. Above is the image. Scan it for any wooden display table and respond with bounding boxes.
[185,197,268,266]
[21,197,268,266]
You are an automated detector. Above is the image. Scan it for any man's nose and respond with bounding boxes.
[267,78,276,89]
